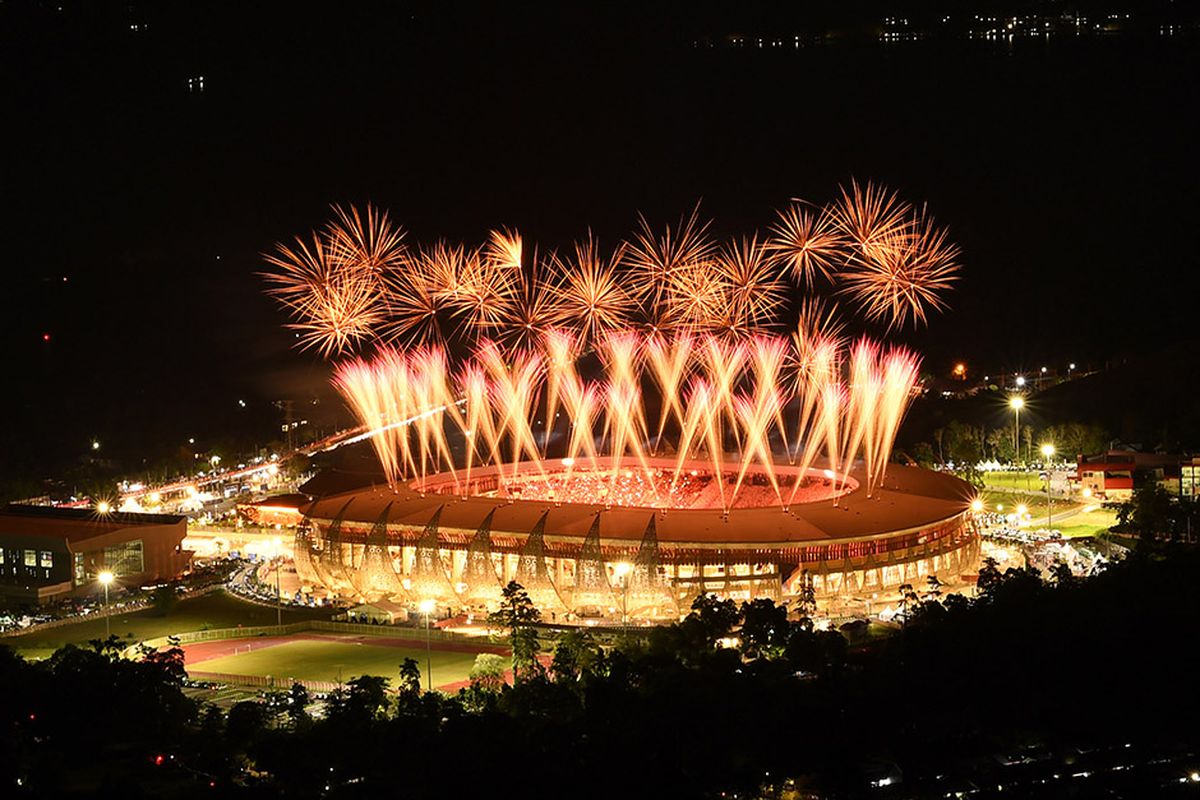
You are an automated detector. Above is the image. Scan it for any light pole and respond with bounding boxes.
[1009,396,1024,465]
[1041,443,1056,530]
[418,598,436,692]
[273,537,284,627]
[612,562,632,634]
[98,570,114,639]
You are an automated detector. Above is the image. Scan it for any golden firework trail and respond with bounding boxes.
[332,330,923,513]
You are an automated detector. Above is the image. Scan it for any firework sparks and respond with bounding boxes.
[555,234,633,343]
[264,181,961,351]
[837,208,960,330]
[714,235,785,336]
[766,201,844,285]
[332,331,922,512]
[279,184,956,507]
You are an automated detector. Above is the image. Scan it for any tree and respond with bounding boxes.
[397,657,422,700]
[794,570,817,621]
[1048,561,1077,589]
[924,575,943,601]
[488,581,543,683]
[327,675,391,721]
[1116,477,1179,543]
[738,598,789,660]
[286,682,310,729]
[469,653,508,692]
[226,700,269,748]
[688,593,741,646]
[150,584,179,617]
[896,583,919,624]
[550,629,602,684]
[977,556,1003,597]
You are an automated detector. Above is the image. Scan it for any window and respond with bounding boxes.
[39,551,54,568]
[24,550,36,567]
[103,540,144,576]
[0,549,5,565]
[74,553,85,584]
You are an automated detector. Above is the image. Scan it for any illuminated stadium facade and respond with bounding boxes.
[297,458,980,620]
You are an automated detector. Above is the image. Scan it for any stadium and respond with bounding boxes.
[264,190,979,621]
[296,458,980,621]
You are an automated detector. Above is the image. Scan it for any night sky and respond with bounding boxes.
[3,1,1198,481]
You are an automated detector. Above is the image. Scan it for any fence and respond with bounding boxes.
[187,670,340,694]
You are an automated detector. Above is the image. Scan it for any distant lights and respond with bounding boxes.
[91,440,101,451]
[1015,376,1026,387]
[970,499,984,513]
[42,333,51,342]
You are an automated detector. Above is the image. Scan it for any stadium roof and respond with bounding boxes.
[0,504,186,543]
[303,464,975,547]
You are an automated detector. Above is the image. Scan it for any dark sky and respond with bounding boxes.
[2,1,1198,480]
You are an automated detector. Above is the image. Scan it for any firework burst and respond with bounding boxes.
[263,182,961,353]
[766,201,845,285]
[554,233,633,342]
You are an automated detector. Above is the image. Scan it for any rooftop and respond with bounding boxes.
[304,463,975,547]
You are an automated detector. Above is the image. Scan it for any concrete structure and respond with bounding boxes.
[0,505,191,604]
[297,460,980,620]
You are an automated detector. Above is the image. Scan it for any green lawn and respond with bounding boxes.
[1053,507,1119,539]
[5,591,331,660]
[982,471,1044,492]
[191,638,481,689]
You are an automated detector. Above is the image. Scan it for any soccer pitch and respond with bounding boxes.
[188,636,486,689]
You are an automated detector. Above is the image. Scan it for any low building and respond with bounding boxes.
[0,505,192,604]
[1076,451,1193,501]
[345,599,409,624]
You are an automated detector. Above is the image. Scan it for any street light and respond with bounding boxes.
[612,561,633,632]
[1041,443,1056,530]
[418,598,436,692]
[273,537,284,627]
[1009,396,1025,464]
[98,571,115,639]
[970,498,984,514]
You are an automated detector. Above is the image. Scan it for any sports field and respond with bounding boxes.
[5,591,331,660]
[982,471,1044,492]
[184,633,500,690]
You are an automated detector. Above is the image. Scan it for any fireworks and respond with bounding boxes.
[264,183,959,354]
[332,330,920,510]
[267,185,955,509]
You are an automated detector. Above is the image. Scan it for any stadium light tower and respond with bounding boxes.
[1041,443,1056,530]
[1009,396,1025,464]
[418,598,436,692]
[98,570,115,639]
